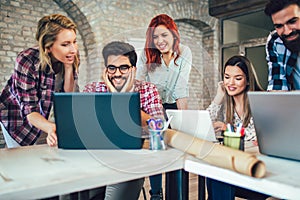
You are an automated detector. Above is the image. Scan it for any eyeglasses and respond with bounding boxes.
[106,65,132,74]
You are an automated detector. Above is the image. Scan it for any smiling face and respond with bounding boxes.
[106,55,133,92]
[48,29,77,64]
[223,65,247,97]
[153,25,174,54]
[272,4,300,52]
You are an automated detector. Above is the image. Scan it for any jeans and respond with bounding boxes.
[90,178,144,200]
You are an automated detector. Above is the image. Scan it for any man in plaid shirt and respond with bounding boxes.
[265,0,300,90]
[83,41,164,200]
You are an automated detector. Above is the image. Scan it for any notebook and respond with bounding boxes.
[166,109,217,142]
[248,91,300,161]
[53,92,142,149]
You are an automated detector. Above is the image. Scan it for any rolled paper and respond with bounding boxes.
[164,129,266,178]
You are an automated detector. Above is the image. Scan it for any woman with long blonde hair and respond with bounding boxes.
[0,14,79,148]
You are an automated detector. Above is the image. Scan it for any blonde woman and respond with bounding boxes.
[0,14,79,148]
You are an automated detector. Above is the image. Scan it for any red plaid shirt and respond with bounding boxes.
[83,80,164,118]
[0,47,78,145]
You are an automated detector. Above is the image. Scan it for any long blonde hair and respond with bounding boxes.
[35,14,79,72]
[223,55,264,127]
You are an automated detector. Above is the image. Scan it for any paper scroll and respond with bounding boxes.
[164,129,266,178]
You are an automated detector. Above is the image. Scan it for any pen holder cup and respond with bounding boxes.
[149,129,166,150]
[223,132,244,151]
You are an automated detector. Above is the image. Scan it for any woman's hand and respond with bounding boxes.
[46,124,57,147]
[213,121,226,132]
[213,81,226,105]
[27,112,58,147]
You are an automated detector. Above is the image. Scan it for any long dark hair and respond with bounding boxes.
[223,55,264,126]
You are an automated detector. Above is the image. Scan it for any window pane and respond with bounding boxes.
[222,46,239,66]
[223,10,273,44]
[246,46,268,90]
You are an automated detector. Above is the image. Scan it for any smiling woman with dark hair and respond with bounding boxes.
[206,55,267,200]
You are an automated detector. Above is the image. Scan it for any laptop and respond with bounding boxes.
[165,109,217,142]
[53,92,142,149]
[248,91,300,161]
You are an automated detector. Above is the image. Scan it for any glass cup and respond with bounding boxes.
[149,129,166,150]
[223,131,244,151]
[147,118,167,150]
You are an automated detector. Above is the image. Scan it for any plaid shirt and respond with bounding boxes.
[0,47,78,145]
[266,31,298,90]
[83,80,164,118]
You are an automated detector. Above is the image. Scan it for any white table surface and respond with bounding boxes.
[0,145,187,200]
[185,151,300,199]
[2,144,300,200]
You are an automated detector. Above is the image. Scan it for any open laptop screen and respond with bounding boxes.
[166,109,217,142]
[248,91,300,161]
[53,92,142,149]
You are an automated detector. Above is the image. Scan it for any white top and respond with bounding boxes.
[206,101,257,142]
[136,44,192,104]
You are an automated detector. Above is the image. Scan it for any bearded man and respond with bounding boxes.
[83,41,164,200]
[265,0,300,90]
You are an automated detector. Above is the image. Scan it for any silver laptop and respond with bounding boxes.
[166,109,217,142]
[53,92,142,149]
[248,91,300,161]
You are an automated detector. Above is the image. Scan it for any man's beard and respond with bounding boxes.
[110,76,127,92]
[281,29,300,53]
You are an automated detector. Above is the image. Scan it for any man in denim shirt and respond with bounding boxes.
[265,0,300,90]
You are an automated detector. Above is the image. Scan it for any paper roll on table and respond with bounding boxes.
[164,129,266,178]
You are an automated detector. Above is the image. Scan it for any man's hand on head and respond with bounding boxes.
[102,70,117,92]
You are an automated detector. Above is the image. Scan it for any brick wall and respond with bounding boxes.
[0,0,220,146]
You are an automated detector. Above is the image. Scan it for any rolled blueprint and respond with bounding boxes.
[164,129,266,178]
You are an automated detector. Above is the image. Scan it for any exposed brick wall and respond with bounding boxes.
[0,0,220,146]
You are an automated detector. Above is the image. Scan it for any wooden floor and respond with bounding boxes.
[138,173,201,200]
